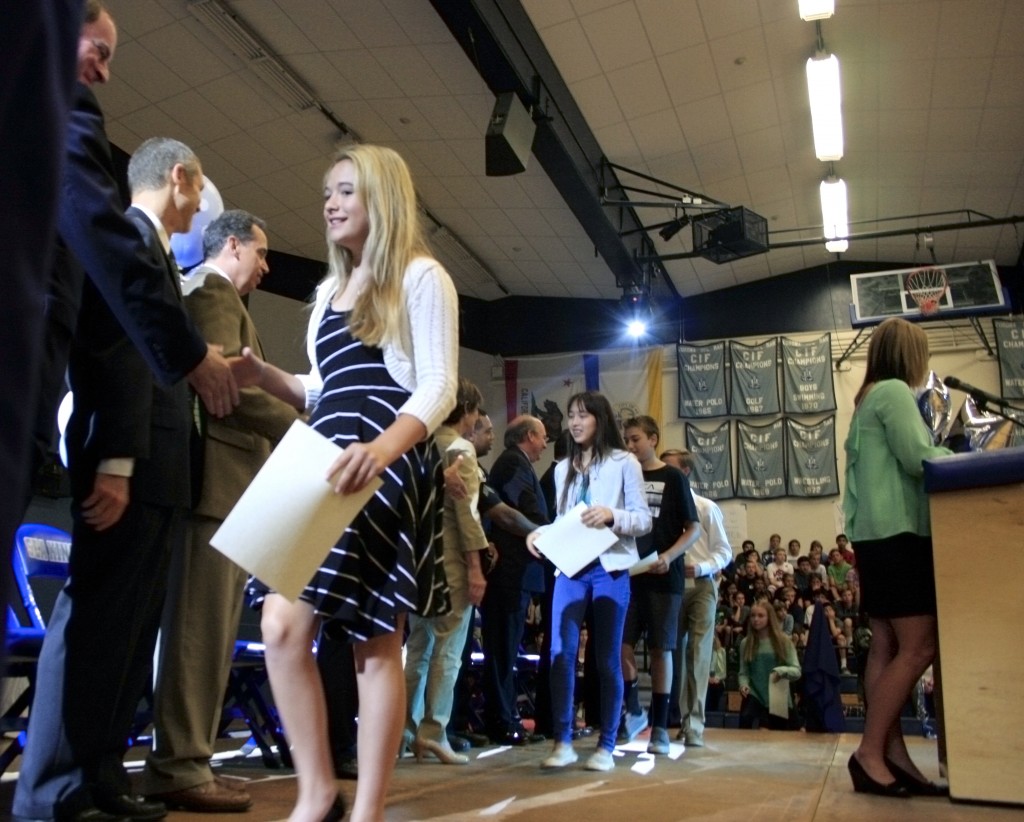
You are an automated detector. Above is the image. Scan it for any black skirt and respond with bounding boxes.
[854,532,937,619]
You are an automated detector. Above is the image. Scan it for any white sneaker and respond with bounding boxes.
[585,748,615,771]
[541,742,578,769]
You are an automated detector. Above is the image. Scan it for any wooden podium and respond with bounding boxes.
[924,448,1024,805]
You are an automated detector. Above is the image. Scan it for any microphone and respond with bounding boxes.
[943,376,1013,409]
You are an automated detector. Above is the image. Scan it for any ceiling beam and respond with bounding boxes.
[429,0,677,298]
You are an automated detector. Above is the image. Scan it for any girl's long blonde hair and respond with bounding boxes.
[742,602,793,665]
[323,144,431,347]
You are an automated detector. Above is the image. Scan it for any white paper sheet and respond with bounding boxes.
[210,420,382,601]
[628,551,659,577]
[533,502,618,577]
[769,675,790,719]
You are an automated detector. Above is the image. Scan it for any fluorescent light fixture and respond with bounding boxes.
[799,0,835,21]
[806,53,843,161]
[820,177,849,253]
[190,0,318,110]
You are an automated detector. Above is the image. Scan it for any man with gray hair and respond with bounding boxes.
[14,137,208,822]
[480,415,550,745]
[138,211,297,812]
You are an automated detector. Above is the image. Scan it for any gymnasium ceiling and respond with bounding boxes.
[98,0,1024,306]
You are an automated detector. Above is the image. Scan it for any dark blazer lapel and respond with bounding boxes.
[127,205,182,302]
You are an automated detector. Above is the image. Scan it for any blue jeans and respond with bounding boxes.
[549,563,630,752]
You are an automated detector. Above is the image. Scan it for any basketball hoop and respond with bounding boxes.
[906,267,948,316]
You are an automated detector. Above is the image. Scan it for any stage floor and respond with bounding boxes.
[4,728,1018,821]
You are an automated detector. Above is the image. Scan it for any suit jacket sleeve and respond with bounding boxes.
[67,242,158,476]
[59,84,207,384]
[184,273,298,442]
[490,450,549,526]
[447,442,488,553]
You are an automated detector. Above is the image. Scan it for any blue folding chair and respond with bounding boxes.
[220,639,293,768]
[1,523,72,774]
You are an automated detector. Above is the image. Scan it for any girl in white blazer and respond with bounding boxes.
[527,391,651,772]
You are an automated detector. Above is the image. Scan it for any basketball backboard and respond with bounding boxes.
[850,260,1008,327]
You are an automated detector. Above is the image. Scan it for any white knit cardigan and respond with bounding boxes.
[296,256,459,435]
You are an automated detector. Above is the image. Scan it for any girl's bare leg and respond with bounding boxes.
[262,594,337,822]
[350,613,407,822]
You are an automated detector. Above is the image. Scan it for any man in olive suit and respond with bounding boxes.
[138,211,297,812]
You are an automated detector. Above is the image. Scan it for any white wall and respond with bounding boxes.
[250,290,1000,553]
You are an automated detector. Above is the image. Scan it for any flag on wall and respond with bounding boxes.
[736,418,785,499]
[684,421,734,500]
[729,338,780,416]
[785,417,839,497]
[502,348,664,441]
[677,342,727,418]
[782,334,836,413]
[994,318,1024,399]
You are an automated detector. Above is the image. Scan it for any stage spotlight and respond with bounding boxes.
[621,288,652,338]
[658,215,690,241]
[627,318,647,338]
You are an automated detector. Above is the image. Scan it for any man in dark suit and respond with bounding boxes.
[138,211,297,812]
[12,137,208,822]
[23,0,239,525]
[0,0,82,640]
[480,415,550,745]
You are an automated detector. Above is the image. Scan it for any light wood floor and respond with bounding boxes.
[5,728,1019,821]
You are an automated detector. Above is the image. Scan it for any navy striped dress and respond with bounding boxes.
[259,307,449,641]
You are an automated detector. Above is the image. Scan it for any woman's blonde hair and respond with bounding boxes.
[323,144,431,347]
[854,317,930,406]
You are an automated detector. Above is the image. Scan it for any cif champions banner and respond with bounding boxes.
[684,422,733,500]
[785,417,838,497]
[677,342,727,418]
[729,339,779,416]
[736,418,785,499]
[781,334,836,413]
[503,349,664,441]
[994,319,1024,399]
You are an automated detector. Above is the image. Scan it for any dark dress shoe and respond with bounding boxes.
[488,725,527,746]
[322,793,347,822]
[151,780,252,813]
[65,811,128,822]
[884,757,950,796]
[847,754,910,798]
[446,733,471,752]
[92,793,166,821]
[333,756,359,780]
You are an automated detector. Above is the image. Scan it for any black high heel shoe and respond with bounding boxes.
[322,792,348,822]
[847,753,910,798]
[884,757,950,797]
